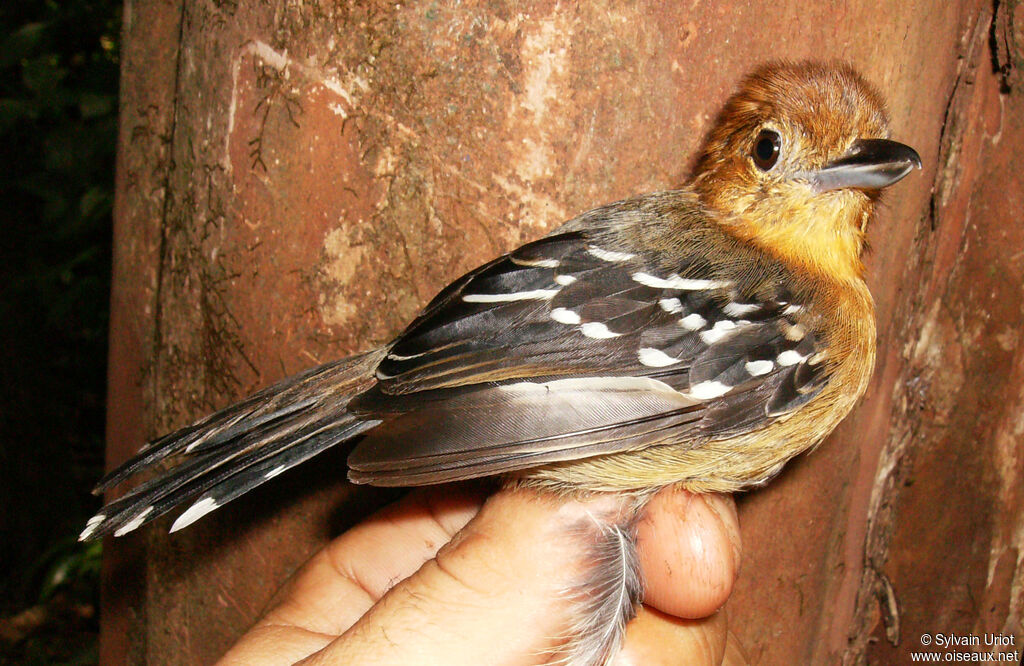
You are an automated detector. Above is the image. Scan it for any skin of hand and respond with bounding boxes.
[218,485,746,666]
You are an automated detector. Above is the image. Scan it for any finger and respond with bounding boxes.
[299,488,632,666]
[272,485,486,633]
[636,488,740,618]
[614,605,729,666]
[218,486,486,665]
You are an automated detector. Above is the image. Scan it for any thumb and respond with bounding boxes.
[307,488,596,665]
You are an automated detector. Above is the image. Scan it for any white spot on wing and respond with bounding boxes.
[638,348,681,367]
[463,289,559,303]
[782,304,803,315]
[79,514,106,541]
[264,465,287,479]
[745,360,774,376]
[688,381,731,399]
[784,323,806,341]
[510,256,559,268]
[387,349,428,361]
[659,298,683,313]
[588,246,636,262]
[170,497,220,533]
[632,272,730,290]
[699,320,737,344]
[114,506,154,537]
[550,307,582,325]
[723,302,760,316]
[777,350,808,366]
[580,322,620,339]
[680,313,707,331]
[554,274,577,286]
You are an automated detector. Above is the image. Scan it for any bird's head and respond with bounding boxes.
[691,62,921,282]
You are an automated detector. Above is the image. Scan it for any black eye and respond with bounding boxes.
[752,129,781,170]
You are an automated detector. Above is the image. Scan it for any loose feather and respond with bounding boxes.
[547,507,643,666]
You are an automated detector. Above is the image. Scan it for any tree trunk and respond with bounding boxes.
[103,0,1024,663]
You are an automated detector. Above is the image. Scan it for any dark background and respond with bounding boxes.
[0,0,119,662]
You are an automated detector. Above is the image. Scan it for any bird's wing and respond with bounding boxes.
[348,220,828,486]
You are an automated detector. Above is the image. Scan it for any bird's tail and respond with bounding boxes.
[79,348,385,541]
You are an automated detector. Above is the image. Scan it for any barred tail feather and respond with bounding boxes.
[80,348,385,541]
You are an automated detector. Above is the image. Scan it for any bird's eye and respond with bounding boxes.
[752,130,781,171]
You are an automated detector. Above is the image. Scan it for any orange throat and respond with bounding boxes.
[713,188,870,284]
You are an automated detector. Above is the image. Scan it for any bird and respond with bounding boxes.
[81,61,920,665]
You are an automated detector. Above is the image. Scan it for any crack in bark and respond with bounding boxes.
[150,0,189,432]
[990,0,1019,92]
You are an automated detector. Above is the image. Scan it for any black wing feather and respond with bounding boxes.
[349,224,827,485]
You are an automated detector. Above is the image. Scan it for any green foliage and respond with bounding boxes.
[0,0,120,662]
[34,538,103,605]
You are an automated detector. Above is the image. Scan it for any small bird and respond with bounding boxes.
[82,62,920,664]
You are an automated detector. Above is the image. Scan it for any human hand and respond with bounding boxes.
[219,485,745,665]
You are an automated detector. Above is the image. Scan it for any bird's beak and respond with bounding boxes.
[805,139,922,192]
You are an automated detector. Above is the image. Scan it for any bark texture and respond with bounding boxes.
[104,1,1024,663]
